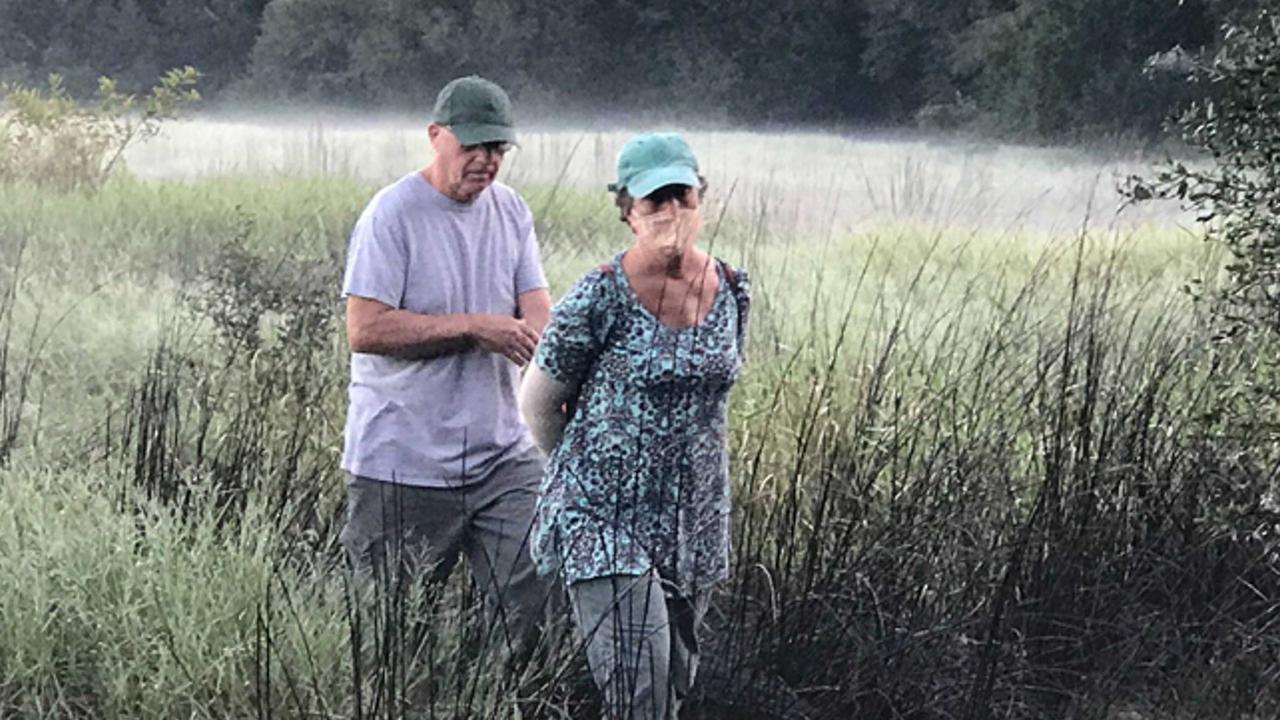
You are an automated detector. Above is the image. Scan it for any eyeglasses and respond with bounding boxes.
[460,140,512,157]
[442,125,512,157]
[642,184,695,207]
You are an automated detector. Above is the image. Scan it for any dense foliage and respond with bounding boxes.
[0,0,1256,140]
[1130,9,1280,339]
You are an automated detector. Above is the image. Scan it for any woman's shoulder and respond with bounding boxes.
[555,255,623,311]
[590,252,625,278]
[581,253,628,289]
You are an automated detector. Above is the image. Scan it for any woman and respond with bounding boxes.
[519,132,750,719]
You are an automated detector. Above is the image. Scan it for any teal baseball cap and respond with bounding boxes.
[432,75,517,146]
[610,132,699,198]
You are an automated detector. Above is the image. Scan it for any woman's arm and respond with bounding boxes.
[521,267,613,454]
[519,362,579,455]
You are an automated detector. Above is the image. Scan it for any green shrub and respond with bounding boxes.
[0,67,199,192]
[1127,10,1280,339]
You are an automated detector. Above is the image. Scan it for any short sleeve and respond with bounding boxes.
[534,270,611,387]
[342,199,406,307]
[513,201,548,295]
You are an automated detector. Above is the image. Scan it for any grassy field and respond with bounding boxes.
[1,121,1276,719]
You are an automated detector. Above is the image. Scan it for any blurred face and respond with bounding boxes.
[627,183,701,262]
[427,123,510,202]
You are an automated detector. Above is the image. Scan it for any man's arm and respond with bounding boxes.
[517,288,552,336]
[347,295,539,365]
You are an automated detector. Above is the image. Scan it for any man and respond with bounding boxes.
[339,75,552,651]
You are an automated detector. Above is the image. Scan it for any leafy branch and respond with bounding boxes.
[0,66,200,192]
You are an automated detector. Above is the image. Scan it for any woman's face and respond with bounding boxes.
[627,184,701,262]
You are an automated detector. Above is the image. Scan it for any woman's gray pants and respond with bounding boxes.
[569,573,709,720]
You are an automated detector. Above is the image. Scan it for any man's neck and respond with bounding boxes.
[420,164,478,203]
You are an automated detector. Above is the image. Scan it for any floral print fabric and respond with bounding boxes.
[531,253,750,595]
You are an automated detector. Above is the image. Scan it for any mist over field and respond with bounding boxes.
[128,115,1191,236]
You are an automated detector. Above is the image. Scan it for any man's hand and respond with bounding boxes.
[347,297,541,362]
[471,315,541,365]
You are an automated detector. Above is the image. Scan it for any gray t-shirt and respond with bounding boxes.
[341,172,548,487]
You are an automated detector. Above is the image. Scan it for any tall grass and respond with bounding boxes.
[0,163,1276,719]
[712,230,1278,718]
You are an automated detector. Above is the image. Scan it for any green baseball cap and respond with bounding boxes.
[610,132,699,198]
[432,75,517,146]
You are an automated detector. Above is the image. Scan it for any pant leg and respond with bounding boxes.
[461,447,555,654]
[570,574,672,720]
[339,474,475,697]
[666,587,709,717]
[340,474,468,585]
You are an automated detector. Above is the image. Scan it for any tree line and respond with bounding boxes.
[0,0,1268,141]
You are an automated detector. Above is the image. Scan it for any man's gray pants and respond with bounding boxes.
[569,573,709,720]
[339,447,551,653]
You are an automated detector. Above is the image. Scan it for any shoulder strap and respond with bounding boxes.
[716,258,747,354]
[717,258,738,293]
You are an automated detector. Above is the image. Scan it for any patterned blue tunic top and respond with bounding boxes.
[531,253,750,595]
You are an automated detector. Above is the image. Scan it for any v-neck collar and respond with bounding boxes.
[612,252,726,331]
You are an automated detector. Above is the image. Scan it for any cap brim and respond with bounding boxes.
[626,166,699,198]
[451,123,518,146]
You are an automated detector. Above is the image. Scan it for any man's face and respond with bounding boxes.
[428,123,510,202]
